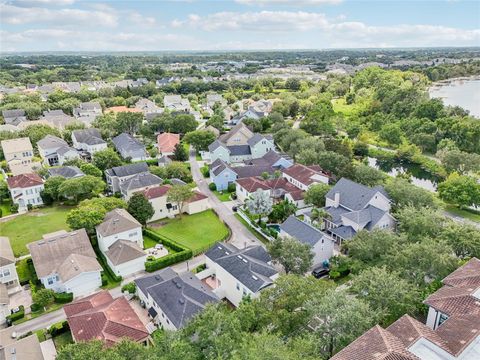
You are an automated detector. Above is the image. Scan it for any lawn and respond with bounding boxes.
[53,331,74,350]
[143,234,159,249]
[0,206,72,257]
[444,204,480,223]
[213,190,232,202]
[331,98,357,117]
[149,210,229,254]
[15,258,38,284]
[0,198,13,217]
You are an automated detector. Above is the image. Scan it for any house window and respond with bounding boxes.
[3,269,10,277]
[236,283,240,291]
[129,232,137,237]
[243,288,247,296]
[48,277,54,285]
[438,313,448,327]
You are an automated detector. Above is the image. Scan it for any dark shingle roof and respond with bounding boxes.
[227,145,251,156]
[208,140,227,153]
[279,215,325,247]
[120,173,162,193]
[326,178,389,211]
[105,162,149,178]
[246,133,266,147]
[72,128,105,146]
[330,225,356,240]
[47,166,84,179]
[37,134,68,150]
[112,133,146,156]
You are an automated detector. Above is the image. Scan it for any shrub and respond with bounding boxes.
[54,292,73,304]
[48,321,70,337]
[30,303,42,313]
[6,305,25,322]
[201,166,210,178]
[10,203,19,213]
[227,183,236,193]
[121,282,136,294]
[27,203,33,211]
[208,182,217,191]
[145,250,193,272]
[101,273,108,286]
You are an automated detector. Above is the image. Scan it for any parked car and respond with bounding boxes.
[312,267,330,279]
[232,206,238,212]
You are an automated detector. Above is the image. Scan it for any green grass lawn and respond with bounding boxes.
[149,210,229,254]
[143,234,158,249]
[0,206,72,257]
[213,190,231,202]
[53,331,74,349]
[444,204,480,223]
[15,258,38,284]
[332,98,357,117]
[0,198,13,217]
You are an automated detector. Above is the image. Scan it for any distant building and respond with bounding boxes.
[71,128,107,155]
[163,95,190,112]
[73,101,102,126]
[2,109,27,126]
[112,133,148,162]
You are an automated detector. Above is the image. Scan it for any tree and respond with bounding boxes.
[115,112,143,135]
[384,177,439,210]
[268,200,297,223]
[32,288,55,310]
[437,149,480,174]
[167,185,194,217]
[308,289,377,358]
[42,176,66,202]
[379,123,403,146]
[246,190,273,223]
[92,148,123,171]
[315,151,353,179]
[353,164,387,187]
[285,78,301,91]
[395,206,447,241]
[79,163,103,178]
[438,173,480,208]
[350,267,420,325]
[206,114,224,131]
[57,340,150,360]
[173,143,188,161]
[92,113,118,139]
[20,124,62,148]
[168,114,198,134]
[184,130,216,152]
[58,175,105,203]
[304,183,331,208]
[439,223,480,259]
[268,236,313,275]
[0,180,10,203]
[300,103,335,136]
[127,193,154,225]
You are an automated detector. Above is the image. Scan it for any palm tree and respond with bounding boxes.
[310,208,332,230]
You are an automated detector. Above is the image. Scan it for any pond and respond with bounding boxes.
[429,77,480,118]
[367,157,440,192]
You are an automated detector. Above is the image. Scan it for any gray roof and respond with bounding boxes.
[135,268,219,329]
[72,128,105,146]
[47,166,84,179]
[106,162,149,178]
[326,178,390,211]
[227,145,251,156]
[120,173,162,193]
[112,133,147,158]
[324,205,351,225]
[279,215,324,247]
[171,178,187,186]
[246,150,292,168]
[37,134,68,150]
[158,155,172,165]
[205,242,277,293]
[2,109,26,126]
[209,159,232,176]
[233,164,275,179]
[330,225,356,240]
[246,133,266,147]
[208,140,227,153]
[96,208,141,237]
[105,239,145,266]
[79,102,101,111]
[56,146,78,156]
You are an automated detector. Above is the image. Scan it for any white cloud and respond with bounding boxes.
[9,0,76,7]
[236,0,342,5]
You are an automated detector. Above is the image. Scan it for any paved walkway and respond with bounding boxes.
[443,211,480,229]
[189,147,264,249]
[40,339,57,360]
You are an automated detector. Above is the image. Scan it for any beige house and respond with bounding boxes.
[0,137,39,175]
[0,237,20,292]
[143,185,210,222]
[0,326,45,360]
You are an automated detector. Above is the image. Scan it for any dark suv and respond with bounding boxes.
[312,267,330,279]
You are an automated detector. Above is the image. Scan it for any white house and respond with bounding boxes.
[197,243,279,307]
[6,173,44,211]
[37,134,79,166]
[105,162,150,193]
[282,164,330,191]
[0,284,9,325]
[135,268,219,331]
[119,172,163,201]
[28,229,102,298]
[0,237,20,292]
[71,128,107,154]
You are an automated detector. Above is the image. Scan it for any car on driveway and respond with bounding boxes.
[312,267,330,279]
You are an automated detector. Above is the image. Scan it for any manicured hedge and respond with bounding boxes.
[6,305,24,322]
[30,303,42,312]
[48,321,70,337]
[121,282,136,294]
[54,292,73,304]
[143,229,192,272]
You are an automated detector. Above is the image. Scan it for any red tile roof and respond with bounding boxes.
[237,176,305,201]
[435,314,480,356]
[65,291,148,346]
[282,164,329,186]
[157,132,180,153]
[187,191,208,203]
[442,257,480,288]
[143,184,171,199]
[6,173,43,188]
[236,177,271,193]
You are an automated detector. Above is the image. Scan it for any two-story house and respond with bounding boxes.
[28,229,102,298]
[71,128,107,155]
[2,109,27,126]
[0,237,20,292]
[112,133,148,162]
[321,178,396,244]
[120,172,163,200]
[282,164,330,190]
[37,134,79,166]
[135,268,219,331]
[105,162,150,193]
[95,209,145,277]
[163,95,191,112]
[7,173,44,211]
[73,101,102,126]
[157,132,180,157]
[196,243,278,307]
[1,137,35,175]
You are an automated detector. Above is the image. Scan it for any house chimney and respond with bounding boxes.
[334,192,340,208]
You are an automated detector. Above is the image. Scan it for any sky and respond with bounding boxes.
[0,0,479,52]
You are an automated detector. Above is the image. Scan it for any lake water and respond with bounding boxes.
[367,157,439,192]
[429,78,480,118]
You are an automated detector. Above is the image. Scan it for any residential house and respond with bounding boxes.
[330,258,480,360]
[158,155,173,167]
[143,185,209,222]
[28,229,102,298]
[7,173,44,210]
[0,326,45,360]
[41,109,79,130]
[105,162,150,193]
[156,77,174,88]
[206,123,275,164]
[205,125,220,137]
[1,137,34,174]
[135,98,163,116]
[0,284,9,325]
[282,164,330,190]
[73,101,102,126]
[47,166,84,179]
[71,128,107,154]
[2,109,27,126]
[322,178,396,244]
[135,268,219,331]
[120,173,163,200]
[157,132,180,156]
[112,133,148,162]
[163,95,190,112]
[64,291,149,347]
[197,243,278,307]
[206,93,227,108]
[37,134,79,166]
[0,237,20,292]
[105,106,143,114]
[96,209,145,277]
[279,216,335,267]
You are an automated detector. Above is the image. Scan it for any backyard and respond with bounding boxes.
[213,190,232,202]
[0,206,72,257]
[148,210,229,254]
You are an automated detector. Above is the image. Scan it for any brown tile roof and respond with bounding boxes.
[282,164,329,186]
[442,257,480,288]
[65,291,149,346]
[28,229,101,281]
[0,236,15,266]
[157,132,180,153]
[142,184,171,199]
[187,191,208,203]
[96,208,141,237]
[435,313,480,356]
[236,177,271,193]
[105,240,145,266]
[331,325,420,360]
[6,172,43,188]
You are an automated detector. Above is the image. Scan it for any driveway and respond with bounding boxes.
[189,147,264,249]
